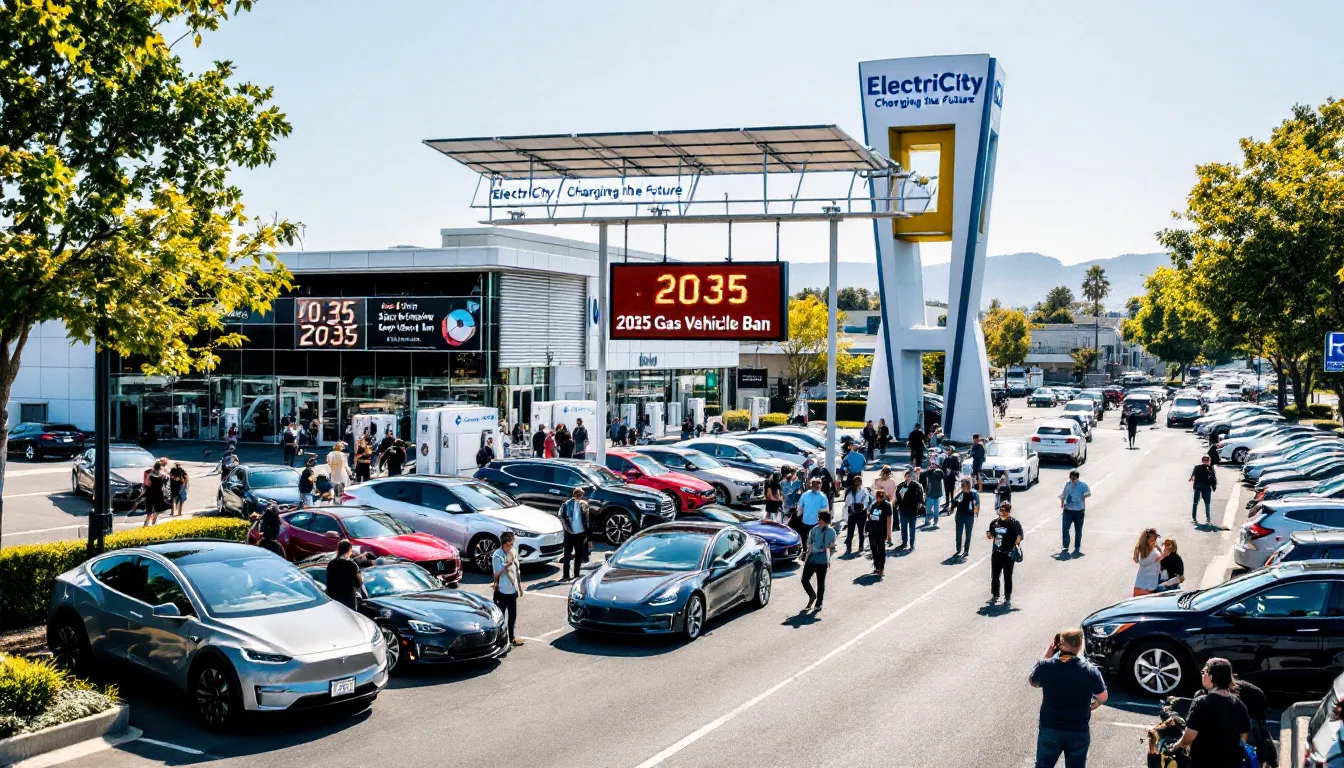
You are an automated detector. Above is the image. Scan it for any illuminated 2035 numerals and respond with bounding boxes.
[653,274,748,306]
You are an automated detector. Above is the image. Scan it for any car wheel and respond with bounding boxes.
[661,490,681,513]
[380,624,402,672]
[751,566,771,608]
[682,594,705,642]
[711,484,730,505]
[71,471,82,497]
[216,492,226,517]
[1232,447,1248,464]
[1128,641,1192,696]
[192,656,242,730]
[603,509,635,545]
[47,612,91,675]
[24,444,35,461]
[469,535,500,573]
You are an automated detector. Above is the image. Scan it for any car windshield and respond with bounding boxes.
[1037,426,1073,436]
[108,450,155,468]
[250,469,299,488]
[680,451,723,470]
[1185,569,1278,611]
[1175,398,1201,407]
[450,481,517,511]
[341,513,413,538]
[578,464,624,487]
[733,441,772,460]
[698,507,759,524]
[626,454,667,476]
[987,442,1026,457]
[362,565,440,597]
[1064,402,1091,411]
[180,556,325,618]
[609,532,710,571]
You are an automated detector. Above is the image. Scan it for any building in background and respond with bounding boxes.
[1025,317,1165,382]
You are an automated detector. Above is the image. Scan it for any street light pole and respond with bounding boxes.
[824,206,840,476]
[88,314,111,555]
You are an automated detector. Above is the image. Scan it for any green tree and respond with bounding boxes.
[1081,266,1111,371]
[793,287,825,303]
[1121,267,1207,382]
[1031,286,1076,325]
[922,352,945,390]
[836,286,876,311]
[0,0,297,543]
[982,306,1031,369]
[1070,348,1098,376]
[1158,98,1344,408]
[1125,295,1142,319]
[779,295,860,398]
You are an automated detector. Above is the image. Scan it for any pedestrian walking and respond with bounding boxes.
[1126,411,1139,449]
[491,531,524,647]
[842,474,872,554]
[867,490,894,575]
[680,415,693,441]
[971,434,987,491]
[1029,628,1108,768]
[281,422,299,466]
[908,423,926,470]
[616,418,629,446]
[476,436,497,468]
[988,501,1024,604]
[326,442,352,499]
[862,419,877,461]
[1190,455,1217,525]
[995,474,1013,511]
[354,437,373,483]
[842,443,865,487]
[873,465,897,505]
[951,477,980,558]
[1157,538,1185,592]
[1132,528,1162,597]
[781,467,803,521]
[796,477,829,543]
[559,487,590,580]
[543,428,557,458]
[143,459,170,526]
[809,460,835,503]
[168,461,189,517]
[512,421,526,454]
[764,473,783,523]
[1170,658,1250,768]
[225,423,239,451]
[298,456,317,508]
[556,424,574,458]
[876,418,891,453]
[1059,471,1091,557]
[572,418,589,456]
[895,468,924,550]
[533,423,548,457]
[922,458,943,528]
[376,428,395,473]
[801,511,837,611]
[325,539,365,611]
[384,439,407,476]
[941,448,962,506]
[927,424,942,451]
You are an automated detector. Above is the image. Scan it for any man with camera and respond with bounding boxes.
[1028,628,1108,767]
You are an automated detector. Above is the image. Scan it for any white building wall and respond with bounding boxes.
[6,320,96,430]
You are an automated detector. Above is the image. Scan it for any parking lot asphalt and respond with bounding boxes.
[30,398,1256,768]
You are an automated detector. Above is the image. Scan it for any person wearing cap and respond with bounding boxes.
[987,501,1024,604]
[298,456,317,508]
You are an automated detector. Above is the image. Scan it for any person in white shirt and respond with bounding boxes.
[492,531,523,647]
[842,474,873,554]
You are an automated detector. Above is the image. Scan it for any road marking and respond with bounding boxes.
[632,442,1150,768]
[136,737,206,755]
[2,490,73,499]
[524,590,569,599]
[2,465,75,478]
[1199,483,1242,590]
[1107,721,1152,729]
[9,727,143,768]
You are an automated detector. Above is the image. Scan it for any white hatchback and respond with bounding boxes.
[1030,419,1088,466]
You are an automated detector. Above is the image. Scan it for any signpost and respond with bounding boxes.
[1325,332,1344,372]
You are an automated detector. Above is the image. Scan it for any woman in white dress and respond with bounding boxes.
[326,441,352,500]
[1132,527,1162,597]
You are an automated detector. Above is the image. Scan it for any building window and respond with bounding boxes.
[19,403,47,423]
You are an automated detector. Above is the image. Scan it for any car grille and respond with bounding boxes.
[779,545,800,558]
[289,681,380,710]
[296,650,381,683]
[539,543,563,557]
[657,499,675,519]
[419,558,460,582]
[451,627,502,650]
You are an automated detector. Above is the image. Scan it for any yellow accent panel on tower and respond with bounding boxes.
[890,126,954,242]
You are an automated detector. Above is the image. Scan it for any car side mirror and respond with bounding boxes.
[624,469,640,480]
[324,531,340,540]
[711,556,730,570]
[446,503,464,513]
[151,603,184,619]
[1222,603,1248,620]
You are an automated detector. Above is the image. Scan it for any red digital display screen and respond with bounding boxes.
[609,262,788,341]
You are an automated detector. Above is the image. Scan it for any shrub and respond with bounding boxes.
[0,655,65,719]
[0,517,250,631]
[1284,404,1336,421]
[704,405,721,417]
[722,410,751,431]
[835,421,866,429]
[759,412,789,427]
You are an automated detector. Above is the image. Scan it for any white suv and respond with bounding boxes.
[1030,419,1088,465]
[1235,499,1344,570]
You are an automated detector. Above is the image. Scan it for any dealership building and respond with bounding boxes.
[11,228,740,442]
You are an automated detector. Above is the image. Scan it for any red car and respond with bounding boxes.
[247,504,462,586]
[579,449,715,513]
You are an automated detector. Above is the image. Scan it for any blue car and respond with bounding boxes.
[568,522,771,641]
[679,504,802,566]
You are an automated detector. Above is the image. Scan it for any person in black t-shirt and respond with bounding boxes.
[385,439,407,476]
[1190,455,1218,524]
[1157,538,1185,592]
[941,449,961,505]
[298,457,317,508]
[1173,658,1250,768]
[866,490,893,576]
[894,469,924,551]
[1029,627,1107,767]
[325,540,364,611]
[986,502,1024,603]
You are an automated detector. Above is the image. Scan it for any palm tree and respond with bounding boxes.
[1081,266,1111,373]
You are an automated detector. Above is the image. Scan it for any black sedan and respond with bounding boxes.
[1082,561,1344,697]
[302,558,508,671]
[217,464,302,517]
[71,445,156,509]
[568,521,771,641]
[8,422,84,460]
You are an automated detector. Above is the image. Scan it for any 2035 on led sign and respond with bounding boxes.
[295,298,366,349]
[609,262,788,341]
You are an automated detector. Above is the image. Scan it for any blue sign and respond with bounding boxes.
[1326,332,1344,372]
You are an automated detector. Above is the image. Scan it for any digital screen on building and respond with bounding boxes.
[295,298,366,349]
[368,297,482,350]
[609,262,788,341]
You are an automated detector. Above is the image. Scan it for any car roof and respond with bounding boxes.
[138,539,269,565]
[238,463,297,471]
[639,521,732,536]
[286,504,382,518]
[1036,419,1079,429]
[1064,399,1093,405]
[1124,394,1153,400]
[493,457,597,466]
[683,437,749,446]
[1288,530,1344,545]
[1261,497,1344,511]
[635,445,693,455]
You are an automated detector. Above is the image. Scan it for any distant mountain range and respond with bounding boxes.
[787,251,1171,311]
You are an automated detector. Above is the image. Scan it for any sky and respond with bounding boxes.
[182,0,1344,266]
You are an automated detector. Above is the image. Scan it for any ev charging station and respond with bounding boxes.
[551,400,598,432]
[746,397,769,428]
[416,405,500,476]
[352,413,398,444]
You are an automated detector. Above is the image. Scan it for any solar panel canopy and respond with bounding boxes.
[424,125,886,179]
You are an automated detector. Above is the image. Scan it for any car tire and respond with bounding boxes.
[711,484,730,505]
[469,534,500,573]
[71,471,83,497]
[1126,640,1193,696]
[1232,447,1248,464]
[216,492,227,517]
[661,490,681,513]
[750,566,771,608]
[603,509,635,545]
[380,623,403,673]
[682,593,706,642]
[24,444,35,461]
[47,612,92,676]
[191,655,243,731]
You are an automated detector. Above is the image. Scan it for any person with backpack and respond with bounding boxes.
[476,436,496,468]
[280,422,299,467]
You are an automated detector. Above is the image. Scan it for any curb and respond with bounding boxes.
[0,703,129,767]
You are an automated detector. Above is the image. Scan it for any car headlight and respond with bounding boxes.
[507,526,540,538]
[109,477,131,487]
[570,579,586,600]
[407,619,445,634]
[648,586,679,606]
[679,487,698,494]
[634,500,656,511]
[1088,622,1135,638]
[370,622,383,645]
[242,648,292,664]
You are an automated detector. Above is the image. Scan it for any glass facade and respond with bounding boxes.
[607,367,733,424]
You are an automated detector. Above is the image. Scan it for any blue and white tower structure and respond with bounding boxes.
[859,54,1005,443]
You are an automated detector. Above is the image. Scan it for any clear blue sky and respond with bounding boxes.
[184,0,1343,265]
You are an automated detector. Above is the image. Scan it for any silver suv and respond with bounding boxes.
[632,445,765,505]
[1235,499,1344,570]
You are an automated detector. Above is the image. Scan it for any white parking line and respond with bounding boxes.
[1199,484,1242,590]
[2,490,72,499]
[136,737,206,755]
[1107,721,1152,729]
[524,590,569,599]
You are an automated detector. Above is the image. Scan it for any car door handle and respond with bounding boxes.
[507,483,518,487]
[547,489,562,495]
[1296,627,1320,633]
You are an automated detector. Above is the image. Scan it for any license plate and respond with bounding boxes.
[329,677,355,697]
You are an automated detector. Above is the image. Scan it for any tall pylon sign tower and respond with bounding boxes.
[859,54,1004,443]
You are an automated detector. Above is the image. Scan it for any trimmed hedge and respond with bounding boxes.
[722,410,751,431]
[759,412,790,427]
[807,399,868,422]
[835,421,866,429]
[0,517,251,631]
[1284,403,1336,421]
